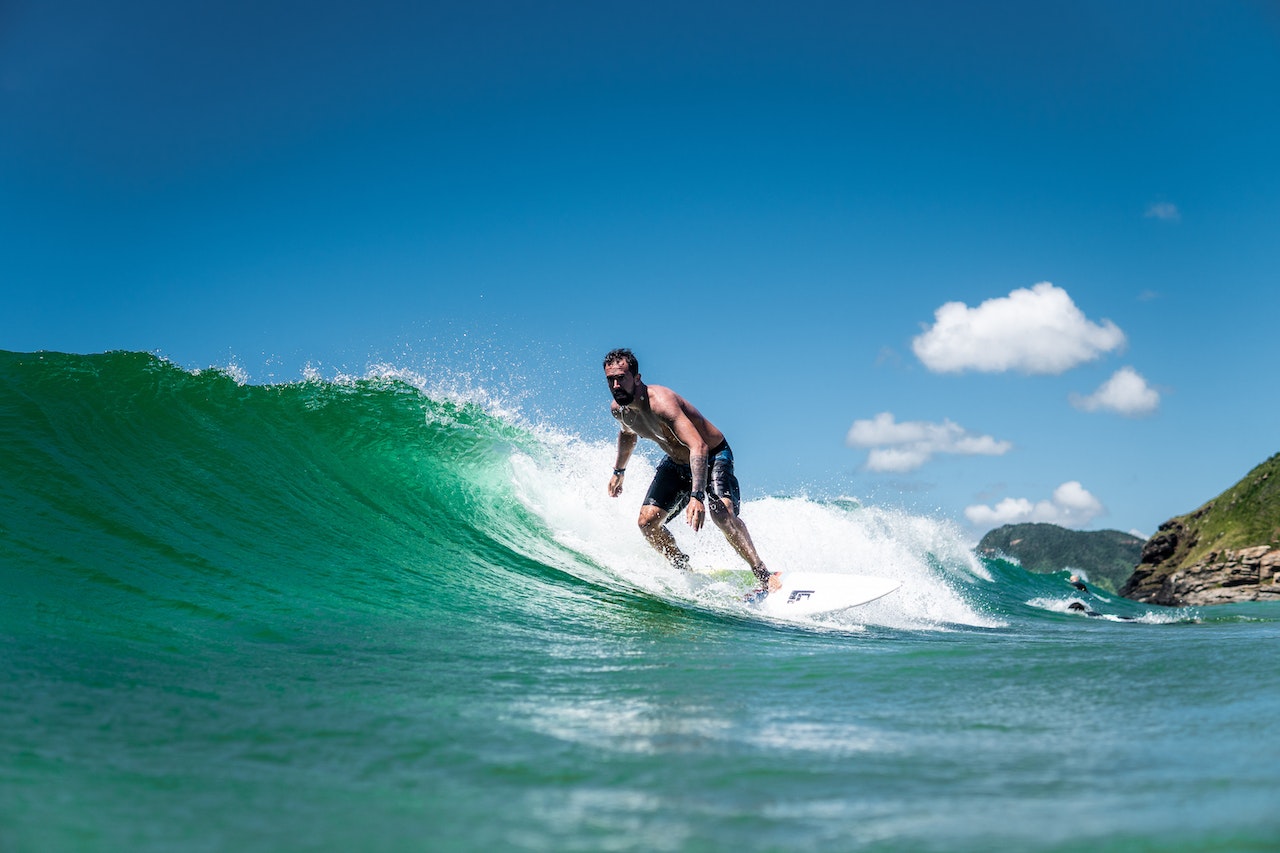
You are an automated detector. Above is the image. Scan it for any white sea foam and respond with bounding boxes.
[509,432,1004,631]
[1028,596,1188,624]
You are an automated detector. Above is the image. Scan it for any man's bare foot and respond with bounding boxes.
[751,565,780,589]
[744,571,782,602]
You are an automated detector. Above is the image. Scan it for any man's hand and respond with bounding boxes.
[685,496,705,531]
[607,472,624,497]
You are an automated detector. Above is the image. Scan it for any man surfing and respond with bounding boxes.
[602,348,780,597]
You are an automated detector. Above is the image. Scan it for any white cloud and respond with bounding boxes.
[1070,366,1160,416]
[912,282,1126,375]
[846,412,1012,473]
[965,481,1105,530]
[1144,202,1181,222]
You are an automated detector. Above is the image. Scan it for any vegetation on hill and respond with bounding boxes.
[1133,452,1280,571]
[977,522,1145,592]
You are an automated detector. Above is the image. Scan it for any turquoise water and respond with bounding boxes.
[2,350,1277,852]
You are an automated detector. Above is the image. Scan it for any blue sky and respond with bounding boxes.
[4,1,1278,541]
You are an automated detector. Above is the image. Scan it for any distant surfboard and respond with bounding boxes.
[696,568,901,616]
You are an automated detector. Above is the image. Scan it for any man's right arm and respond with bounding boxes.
[608,429,638,497]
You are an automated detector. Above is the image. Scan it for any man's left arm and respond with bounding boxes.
[668,410,709,531]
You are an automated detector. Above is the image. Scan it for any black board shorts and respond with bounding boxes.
[643,441,742,522]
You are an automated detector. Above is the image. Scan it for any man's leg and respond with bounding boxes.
[638,505,690,569]
[708,499,780,591]
[637,457,691,569]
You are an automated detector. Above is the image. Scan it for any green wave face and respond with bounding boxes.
[0,350,570,648]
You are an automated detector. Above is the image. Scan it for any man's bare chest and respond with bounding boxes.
[619,408,681,450]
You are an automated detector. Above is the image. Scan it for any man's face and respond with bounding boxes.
[604,360,636,406]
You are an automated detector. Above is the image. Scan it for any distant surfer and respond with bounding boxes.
[602,348,780,596]
[1068,600,1137,621]
[1068,574,1089,592]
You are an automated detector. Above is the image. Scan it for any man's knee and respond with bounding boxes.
[637,505,667,531]
[708,497,736,524]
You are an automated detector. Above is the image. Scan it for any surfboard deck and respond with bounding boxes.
[695,568,901,616]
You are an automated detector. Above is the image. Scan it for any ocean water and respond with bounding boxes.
[2,350,1277,853]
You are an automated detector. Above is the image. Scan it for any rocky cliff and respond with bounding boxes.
[1121,535,1280,605]
[1120,454,1280,606]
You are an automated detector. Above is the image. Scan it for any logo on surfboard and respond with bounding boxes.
[786,590,816,603]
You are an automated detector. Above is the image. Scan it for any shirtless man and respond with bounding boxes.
[602,348,780,595]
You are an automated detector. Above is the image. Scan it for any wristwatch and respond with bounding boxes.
[689,490,705,502]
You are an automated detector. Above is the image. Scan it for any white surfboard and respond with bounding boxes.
[752,572,901,617]
[694,567,900,616]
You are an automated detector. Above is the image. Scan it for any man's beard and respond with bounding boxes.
[612,388,634,406]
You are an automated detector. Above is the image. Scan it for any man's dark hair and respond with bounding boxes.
[603,348,639,375]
